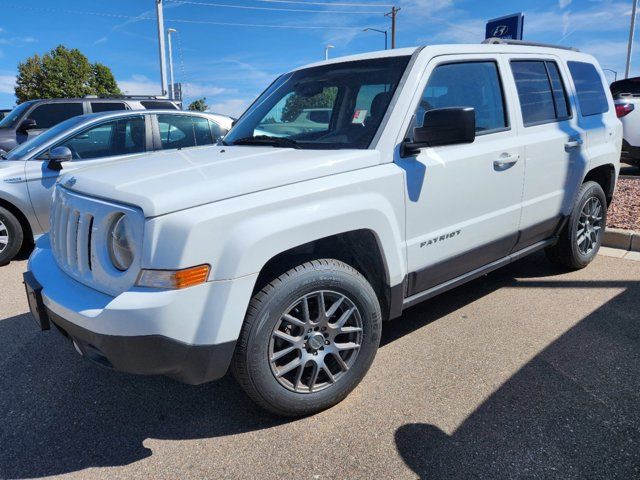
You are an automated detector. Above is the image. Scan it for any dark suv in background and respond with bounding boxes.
[0,96,180,152]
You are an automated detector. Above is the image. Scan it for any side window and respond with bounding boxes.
[416,61,507,134]
[91,102,127,113]
[57,116,145,160]
[209,120,226,139]
[511,61,571,126]
[141,101,177,110]
[157,114,215,150]
[567,61,609,116]
[28,103,84,129]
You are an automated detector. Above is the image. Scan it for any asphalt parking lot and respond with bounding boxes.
[0,252,639,479]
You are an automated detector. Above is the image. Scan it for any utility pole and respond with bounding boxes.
[626,0,638,78]
[167,28,177,100]
[385,6,400,49]
[156,0,168,97]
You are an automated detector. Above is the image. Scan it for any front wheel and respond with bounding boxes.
[0,206,24,266]
[545,181,607,269]
[232,259,382,416]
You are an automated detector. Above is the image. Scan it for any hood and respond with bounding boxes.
[62,146,381,217]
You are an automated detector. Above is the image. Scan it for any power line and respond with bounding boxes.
[166,17,364,29]
[259,0,394,7]
[165,0,386,15]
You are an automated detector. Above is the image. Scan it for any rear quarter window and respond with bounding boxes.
[567,61,609,116]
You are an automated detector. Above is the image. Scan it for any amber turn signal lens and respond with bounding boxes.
[173,265,210,289]
[136,264,211,290]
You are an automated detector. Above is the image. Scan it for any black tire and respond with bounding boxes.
[545,181,607,269]
[231,259,382,417]
[0,206,23,266]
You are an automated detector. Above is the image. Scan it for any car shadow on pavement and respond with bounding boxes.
[394,274,640,479]
[0,312,288,478]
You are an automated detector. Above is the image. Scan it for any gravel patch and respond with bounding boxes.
[609,177,640,231]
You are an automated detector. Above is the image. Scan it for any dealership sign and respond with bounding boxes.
[485,13,524,40]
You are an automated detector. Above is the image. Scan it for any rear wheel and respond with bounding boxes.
[232,259,382,416]
[0,206,23,266]
[545,181,607,269]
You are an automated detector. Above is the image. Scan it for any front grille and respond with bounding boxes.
[49,185,144,297]
[51,200,94,274]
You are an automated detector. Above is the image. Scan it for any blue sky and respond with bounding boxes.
[0,0,636,116]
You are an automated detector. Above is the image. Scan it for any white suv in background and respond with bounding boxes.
[26,40,621,416]
[610,77,640,165]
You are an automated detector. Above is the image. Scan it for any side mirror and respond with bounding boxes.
[402,107,476,156]
[19,118,37,133]
[47,146,72,171]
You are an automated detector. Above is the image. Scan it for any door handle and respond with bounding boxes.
[565,138,583,151]
[494,153,519,170]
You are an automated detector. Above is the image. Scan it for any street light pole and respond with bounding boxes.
[167,28,177,100]
[603,68,618,82]
[626,0,638,78]
[325,45,334,60]
[384,6,400,49]
[156,0,168,97]
[363,28,388,50]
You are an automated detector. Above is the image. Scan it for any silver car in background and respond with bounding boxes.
[0,109,232,264]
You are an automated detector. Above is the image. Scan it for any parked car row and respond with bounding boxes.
[6,39,623,416]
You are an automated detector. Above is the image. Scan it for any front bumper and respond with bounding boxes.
[26,237,258,384]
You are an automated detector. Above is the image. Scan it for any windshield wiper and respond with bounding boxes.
[231,135,301,149]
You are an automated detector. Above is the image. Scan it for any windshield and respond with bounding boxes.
[0,101,35,129]
[225,56,411,150]
[6,115,87,160]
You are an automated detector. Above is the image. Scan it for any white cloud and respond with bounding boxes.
[93,37,108,46]
[119,74,228,98]
[207,98,251,117]
[559,0,572,8]
[0,75,15,95]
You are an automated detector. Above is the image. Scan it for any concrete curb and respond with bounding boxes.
[603,228,640,252]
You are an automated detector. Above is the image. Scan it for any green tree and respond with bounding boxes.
[281,87,337,122]
[188,97,208,112]
[14,45,121,103]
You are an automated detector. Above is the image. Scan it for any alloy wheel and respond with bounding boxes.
[268,290,363,393]
[577,196,603,255]
[0,220,8,254]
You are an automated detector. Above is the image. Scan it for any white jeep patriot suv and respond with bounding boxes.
[25,40,621,416]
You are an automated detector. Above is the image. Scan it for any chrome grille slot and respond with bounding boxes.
[66,210,80,269]
[77,214,93,273]
[57,205,70,266]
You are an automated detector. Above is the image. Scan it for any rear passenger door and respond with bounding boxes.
[153,114,218,151]
[402,55,525,297]
[506,56,586,249]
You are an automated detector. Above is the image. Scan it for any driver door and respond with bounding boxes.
[25,114,149,232]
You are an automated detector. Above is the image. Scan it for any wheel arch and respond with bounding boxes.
[0,196,34,248]
[254,229,402,321]
[583,163,616,206]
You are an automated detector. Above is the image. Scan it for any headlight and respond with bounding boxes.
[108,214,135,271]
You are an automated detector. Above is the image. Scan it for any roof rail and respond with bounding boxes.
[83,94,173,100]
[482,37,580,52]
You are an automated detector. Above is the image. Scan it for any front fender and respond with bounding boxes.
[143,164,407,287]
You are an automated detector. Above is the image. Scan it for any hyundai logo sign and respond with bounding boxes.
[486,13,524,40]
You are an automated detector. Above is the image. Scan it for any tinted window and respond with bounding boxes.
[546,62,571,119]
[57,116,145,160]
[610,77,640,96]
[511,61,556,125]
[511,61,571,126]
[141,101,177,110]
[91,102,127,113]
[29,103,84,129]
[208,120,226,139]
[157,114,215,150]
[568,61,609,116]
[416,61,507,133]
[0,101,35,129]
